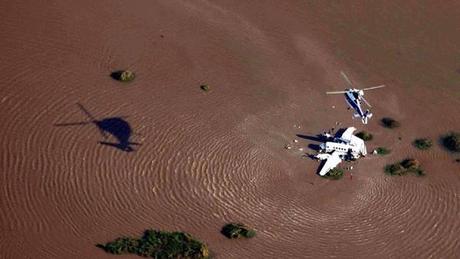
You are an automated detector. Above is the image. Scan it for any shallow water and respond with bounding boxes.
[1,1,459,258]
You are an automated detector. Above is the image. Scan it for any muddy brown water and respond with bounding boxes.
[1,1,459,258]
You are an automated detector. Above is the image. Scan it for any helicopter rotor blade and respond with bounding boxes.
[326,91,347,94]
[362,85,386,91]
[361,97,372,108]
[340,71,353,87]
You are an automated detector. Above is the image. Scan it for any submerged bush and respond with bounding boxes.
[355,131,373,141]
[441,132,460,152]
[413,138,433,150]
[384,158,424,176]
[200,84,210,92]
[221,223,256,239]
[324,167,344,180]
[111,70,135,82]
[381,117,400,129]
[97,229,209,258]
[96,237,139,255]
[375,147,391,155]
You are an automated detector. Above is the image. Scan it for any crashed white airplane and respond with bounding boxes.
[315,127,367,176]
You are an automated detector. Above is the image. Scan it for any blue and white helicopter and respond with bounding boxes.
[327,71,385,124]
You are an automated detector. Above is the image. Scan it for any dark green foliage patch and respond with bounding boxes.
[441,132,460,152]
[413,138,433,150]
[111,70,135,82]
[324,167,344,180]
[200,84,210,92]
[355,131,373,141]
[376,147,391,155]
[384,158,424,176]
[97,229,209,258]
[381,117,400,129]
[221,223,256,239]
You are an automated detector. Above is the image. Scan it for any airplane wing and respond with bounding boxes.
[340,127,356,143]
[318,151,342,176]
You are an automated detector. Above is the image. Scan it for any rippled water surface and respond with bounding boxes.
[1,1,460,258]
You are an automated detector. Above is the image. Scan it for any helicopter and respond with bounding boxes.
[55,103,139,152]
[326,71,385,124]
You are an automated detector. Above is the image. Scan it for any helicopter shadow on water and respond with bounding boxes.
[54,103,140,152]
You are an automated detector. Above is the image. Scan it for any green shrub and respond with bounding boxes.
[384,163,404,175]
[376,147,391,155]
[221,223,256,239]
[355,131,373,141]
[111,70,135,82]
[324,167,344,180]
[200,84,210,92]
[413,138,432,150]
[384,158,424,176]
[97,229,209,258]
[96,237,139,255]
[381,117,400,129]
[441,132,460,152]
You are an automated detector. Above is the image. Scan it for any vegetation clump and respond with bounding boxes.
[441,132,460,152]
[381,117,400,129]
[384,158,424,176]
[200,84,210,92]
[221,223,256,239]
[355,131,373,141]
[375,147,391,155]
[111,70,135,82]
[324,167,344,180]
[97,229,209,258]
[413,138,433,150]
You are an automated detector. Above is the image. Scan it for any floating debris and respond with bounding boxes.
[284,145,292,150]
[293,139,299,143]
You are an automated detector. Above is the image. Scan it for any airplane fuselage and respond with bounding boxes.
[320,141,362,159]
